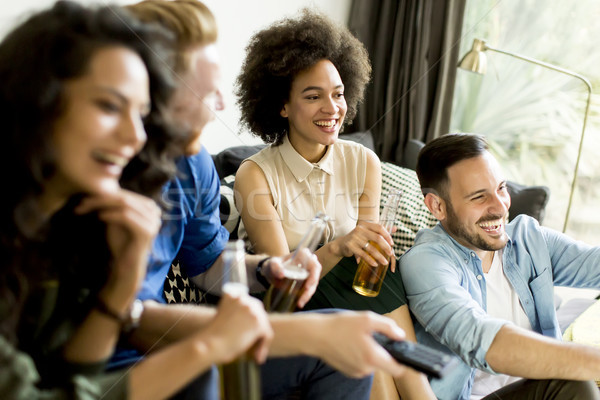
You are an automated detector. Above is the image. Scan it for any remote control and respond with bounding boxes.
[373,332,459,379]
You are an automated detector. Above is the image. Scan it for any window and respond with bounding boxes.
[451,0,600,243]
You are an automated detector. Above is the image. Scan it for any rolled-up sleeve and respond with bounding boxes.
[400,245,509,372]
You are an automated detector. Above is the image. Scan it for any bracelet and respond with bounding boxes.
[95,298,127,323]
[95,298,144,333]
[255,257,272,289]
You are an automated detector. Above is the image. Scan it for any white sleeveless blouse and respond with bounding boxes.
[237,135,370,252]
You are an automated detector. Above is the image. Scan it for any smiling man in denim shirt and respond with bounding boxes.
[400,133,600,400]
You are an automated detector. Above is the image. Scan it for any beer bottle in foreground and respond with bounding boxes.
[352,190,401,297]
[220,240,261,400]
[263,213,328,312]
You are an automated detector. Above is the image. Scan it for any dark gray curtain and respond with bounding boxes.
[348,0,466,164]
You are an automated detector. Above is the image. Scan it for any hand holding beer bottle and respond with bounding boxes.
[220,240,262,400]
[352,190,401,297]
[263,213,328,313]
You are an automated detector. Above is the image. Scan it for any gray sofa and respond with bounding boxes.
[167,131,593,335]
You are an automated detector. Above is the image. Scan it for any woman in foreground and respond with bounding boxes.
[0,2,271,399]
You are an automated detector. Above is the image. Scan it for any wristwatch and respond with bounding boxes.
[255,257,271,288]
[123,299,144,333]
[95,298,144,333]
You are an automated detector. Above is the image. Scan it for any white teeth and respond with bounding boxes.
[92,151,128,167]
[315,120,336,127]
[479,220,502,228]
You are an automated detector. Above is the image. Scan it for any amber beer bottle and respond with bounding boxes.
[263,213,328,312]
[219,240,261,400]
[352,190,401,297]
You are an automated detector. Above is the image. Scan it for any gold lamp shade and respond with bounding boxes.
[457,39,488,74]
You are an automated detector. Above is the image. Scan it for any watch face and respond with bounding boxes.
[130,299,144,322]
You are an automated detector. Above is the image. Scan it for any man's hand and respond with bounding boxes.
[200,291,273,364]
[261,249,321,308]
[269,311,407,378]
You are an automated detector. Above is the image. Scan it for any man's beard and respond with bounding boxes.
[444,201,507,252]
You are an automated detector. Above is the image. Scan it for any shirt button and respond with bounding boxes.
[471,253,476,257]
[477,275,483,280]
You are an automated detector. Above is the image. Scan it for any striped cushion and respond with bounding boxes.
[380,161,437,256]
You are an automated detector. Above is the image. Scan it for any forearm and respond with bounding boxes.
[190,254,269,294]
[486,324,600,380]
[129,335,216,400]
[315,242,343,277]
[268,313,328,357]
[63,285,136,362]
[62,309,122,363]
[394,370,436,400]
[127,301,217,351]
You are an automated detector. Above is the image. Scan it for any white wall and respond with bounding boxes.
[0,0,352,154]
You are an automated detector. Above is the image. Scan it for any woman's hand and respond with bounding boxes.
[201,292,273,364]
[261,249,321,308]
[75,189,161,309]
[330,221,396,270]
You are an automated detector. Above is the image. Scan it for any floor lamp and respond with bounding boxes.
[457,38,592,233]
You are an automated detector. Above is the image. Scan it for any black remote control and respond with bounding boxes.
[373,332,459,379]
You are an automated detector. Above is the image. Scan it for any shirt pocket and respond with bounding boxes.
[528,267,556,332]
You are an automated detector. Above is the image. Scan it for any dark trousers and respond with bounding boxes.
[261,355,372,400]
[482,379,600,400]
[171,356,372,400]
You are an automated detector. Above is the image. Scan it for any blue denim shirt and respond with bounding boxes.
[138,147,229,302]
[400,215,600,400]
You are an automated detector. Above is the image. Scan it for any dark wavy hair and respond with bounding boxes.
[0,1,179,343]
[235,9,371,144]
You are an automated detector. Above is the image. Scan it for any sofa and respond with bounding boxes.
[215,131,551,249]
[164,131,556,307]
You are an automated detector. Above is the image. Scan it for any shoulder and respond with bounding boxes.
[245,144,277,164]
[506,214,542,236]
[178,147,218,185]
[235,157,271,194]
[400,227,461,273]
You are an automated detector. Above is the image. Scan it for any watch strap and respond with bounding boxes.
[255,257,271,288]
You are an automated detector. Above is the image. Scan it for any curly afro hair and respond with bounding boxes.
[235,9,371,144]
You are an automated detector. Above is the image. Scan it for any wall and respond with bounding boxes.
[0,0,352,154]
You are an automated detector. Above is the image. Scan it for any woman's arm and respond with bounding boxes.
[129,292,273,400]
[62,189,161,363]
[386,306,436,400]
[235,160,290,257]
[315,150,395,276]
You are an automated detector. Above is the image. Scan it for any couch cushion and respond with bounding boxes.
[212,144,265,179]
[506,180,550,224]
[219,174,240,238]
[380,162,438,256]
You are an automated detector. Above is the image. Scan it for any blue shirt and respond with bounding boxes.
[400,215,600,400]
[110,148,229,370]
[138,147,229,302]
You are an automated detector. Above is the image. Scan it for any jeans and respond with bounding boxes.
[261,355,372,400]
[482,379,600,400]
[171,365,219,399]
[170,356,372,399]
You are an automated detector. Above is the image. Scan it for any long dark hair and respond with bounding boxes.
[0,1,179,343]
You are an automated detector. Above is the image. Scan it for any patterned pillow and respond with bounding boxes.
[163,261,220,305]
[380,161,437,256]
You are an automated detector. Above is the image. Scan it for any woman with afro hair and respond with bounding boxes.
[234,9,435,400]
